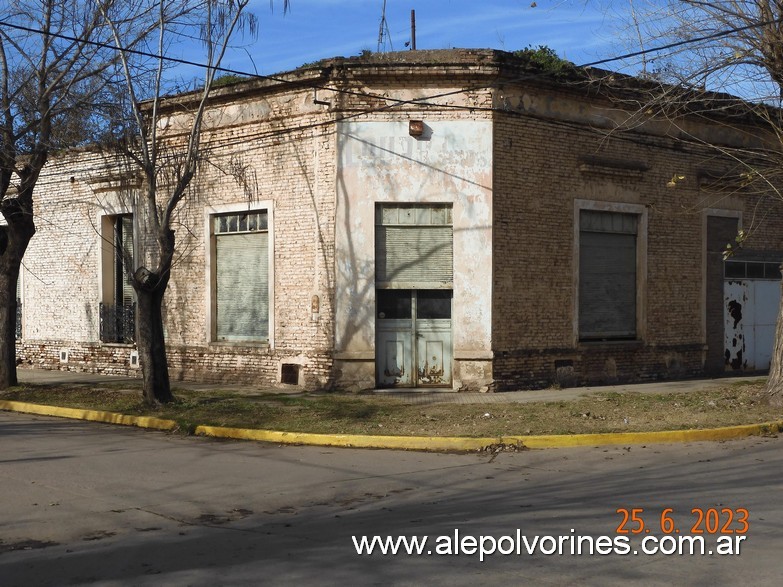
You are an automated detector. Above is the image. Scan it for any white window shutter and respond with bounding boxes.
[216,232,269,340]
[376,225,453,285]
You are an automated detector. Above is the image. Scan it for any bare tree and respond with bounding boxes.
[102,0,292,404]
[0,0,140,389]
[611,2,783,405]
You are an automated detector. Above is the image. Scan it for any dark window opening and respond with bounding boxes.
[724,260,783,280]
[377,289,412,319]
[100,302,136,344]
[417,290,452,319]
[281,363,300,385]
[15,300,21,340]
[747,262,765,278]
[724,261,745,278]
[101,214,135,343]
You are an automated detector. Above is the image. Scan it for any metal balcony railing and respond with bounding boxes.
[99,302,136,343]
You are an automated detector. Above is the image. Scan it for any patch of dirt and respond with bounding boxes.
[194,513,231,525]
[480,442,528,453]
[81,530,116,541]
[0,539,59,553]
[193,508,255,525]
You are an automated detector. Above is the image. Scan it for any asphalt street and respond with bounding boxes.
[1,410,781,586]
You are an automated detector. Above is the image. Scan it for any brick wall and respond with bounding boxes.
[16,50,783,392]
[19,82,339,390]
[491,79,783,389]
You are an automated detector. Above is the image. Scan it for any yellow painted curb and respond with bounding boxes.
[194,425,502,451]
[0,400,178,431]
[1,399,781,451]
[196,421,783,451]
[502,421,783,449]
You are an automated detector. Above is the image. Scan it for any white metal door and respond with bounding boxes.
[416,320,452,385]
[376,290,452,388]
[376,319,413,387]
[724,279,780,371]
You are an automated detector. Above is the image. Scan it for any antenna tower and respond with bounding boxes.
[377,0,393,53]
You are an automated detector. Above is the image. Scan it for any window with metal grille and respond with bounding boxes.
[375,204,453,288]
[100,214,135,343]
[212,210,269,342]
[579,210,638,341]
[15,275,21,340]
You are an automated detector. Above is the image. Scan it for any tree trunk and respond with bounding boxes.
[0,270,19,388]
[764,274,783,407]
[0,190,36,390]
[136,282,173,404]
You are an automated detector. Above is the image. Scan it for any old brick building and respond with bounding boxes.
[14,49,783,391]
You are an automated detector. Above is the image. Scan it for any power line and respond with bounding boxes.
[0,15,583,152]
[579,18,782,69]
[2,13,780,163]
[0,18,413,109]
[1,14,779,107]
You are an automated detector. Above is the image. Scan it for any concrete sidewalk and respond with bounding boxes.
[15,367,767,404]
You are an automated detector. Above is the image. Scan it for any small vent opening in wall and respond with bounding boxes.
[281,363,300,385]
[59,349,69,363]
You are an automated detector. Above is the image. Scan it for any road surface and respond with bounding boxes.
[1,411,780,585]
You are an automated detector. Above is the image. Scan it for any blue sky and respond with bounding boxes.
[199,0,622,77]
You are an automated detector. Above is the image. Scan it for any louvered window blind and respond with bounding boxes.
[116,215,134,306]
[579,210,638,340]
[375,204,453,287]
[214,211,269,341]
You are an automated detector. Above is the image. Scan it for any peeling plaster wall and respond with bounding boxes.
[334,119,493,390]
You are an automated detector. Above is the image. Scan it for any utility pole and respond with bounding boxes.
[410,9,416,50]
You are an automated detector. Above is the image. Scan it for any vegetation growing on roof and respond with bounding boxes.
[212,74,249,87]
[513,45,576,76]
[298,59,327,69]
[299,49,374,70]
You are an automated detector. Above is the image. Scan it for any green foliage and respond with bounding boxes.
[298,48,375,70]
[512,45,575,76]
[212,74,248,88]
[722,229,747,260]
[297,59,327,69]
